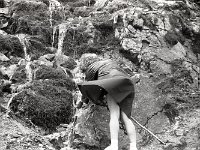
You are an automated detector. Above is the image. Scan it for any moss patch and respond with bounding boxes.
[9,76,76,131]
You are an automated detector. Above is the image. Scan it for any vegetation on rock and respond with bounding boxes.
[0,0,199,149]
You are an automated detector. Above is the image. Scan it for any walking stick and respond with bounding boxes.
[130,116,166,145]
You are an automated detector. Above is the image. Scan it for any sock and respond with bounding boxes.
[130,142,137,150]
[104,140,118,150]
[111,139,118,149]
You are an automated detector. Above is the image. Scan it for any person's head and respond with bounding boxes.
[79,53,100,72]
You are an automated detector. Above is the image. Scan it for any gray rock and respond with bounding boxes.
[156,42,187,63]
[8,76,76,131]
[150,59,172,75]
[0,52,9,61]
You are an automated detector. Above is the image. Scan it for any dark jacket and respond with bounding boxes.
[78,59,135,117]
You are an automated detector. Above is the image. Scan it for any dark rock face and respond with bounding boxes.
[9,0,48,14]
[0,0,5,8]
[0,34,23,57]
[72,105,110,150]
[10,65,26,84]
[66,1,200,149]
[0,0,199,150]
[8,58,77,131]
[9,72,76,131]
[9,86,73,131]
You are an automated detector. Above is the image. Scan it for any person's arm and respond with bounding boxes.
[85,64,99,81]
[76,95,90,109]
[76,62,100,109]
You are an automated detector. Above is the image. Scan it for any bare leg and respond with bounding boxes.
[121,111,137,150]
[104,95,120,150]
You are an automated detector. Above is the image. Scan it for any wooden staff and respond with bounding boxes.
[130,116,166,145]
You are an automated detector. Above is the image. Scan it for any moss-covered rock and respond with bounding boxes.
[9,85,74,131]
[34,65,68,80]
[54,54,77,70]
[9,62,76,130]
[25,35,52,60]
[0,34,23,57]
[10,65,26,84]
[31,78,76,92]
[9,0,48,14]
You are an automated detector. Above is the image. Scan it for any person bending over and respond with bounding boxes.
[77,53,138,150]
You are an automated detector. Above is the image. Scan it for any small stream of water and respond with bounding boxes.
[16,34,32,82]
[57,23,68,56]
[48,0,69,63]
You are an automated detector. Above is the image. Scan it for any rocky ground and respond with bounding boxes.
[0,0,200,150]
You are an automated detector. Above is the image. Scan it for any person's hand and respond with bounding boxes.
[76,101,83,109]
[82,96,89,104]
[131,74,140,83]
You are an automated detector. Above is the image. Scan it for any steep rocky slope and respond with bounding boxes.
[0,0,200,150]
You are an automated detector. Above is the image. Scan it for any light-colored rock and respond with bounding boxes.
[182,61,199,88]
[150,59,172,75]
[156,43,187,63]
[94,0,109,9]
[134,18,144,27]
[0,7,9,14]
[0,53,9,61]
[127,25,136,34]
[121,38,142,52]
[163,16,172,31]
[133,76,164,124]
[150,0,177,5]
[0,30,8,36]
[0,64,18,79]
[171,42,187,59]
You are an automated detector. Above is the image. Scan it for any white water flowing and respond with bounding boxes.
[52,25,58,48]
[56,23,68,56]
[49,0,63,27]
[48,0,68,57]
[16,34,29,60]
[16,34,33,82]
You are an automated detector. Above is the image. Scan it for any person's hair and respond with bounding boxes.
[79,53,101,72]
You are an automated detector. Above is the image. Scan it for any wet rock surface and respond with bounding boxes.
[0,0,199,150]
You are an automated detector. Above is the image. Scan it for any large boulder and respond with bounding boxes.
[34,65,68,80]
[72,105,110,149]
[3,0,53,46]
[8,57,77,131]
[9,0,48,15]
[0,34,23,57]
[69,104,131,150]
[8,76,76,131]
[9,83,74,131]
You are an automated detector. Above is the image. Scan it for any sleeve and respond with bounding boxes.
[85,63,99,81]
[81,95,89,104]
